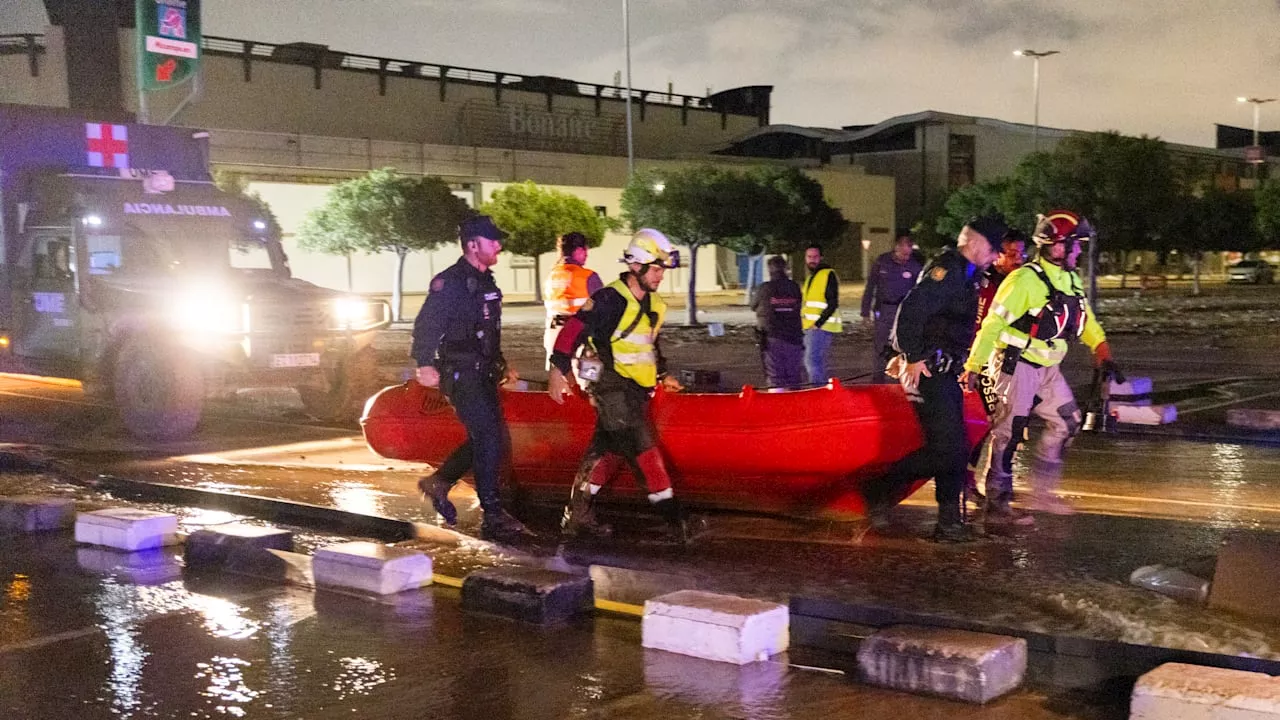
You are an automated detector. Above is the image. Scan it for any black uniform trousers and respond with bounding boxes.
[435,370,506,513]
[865,370,967,522]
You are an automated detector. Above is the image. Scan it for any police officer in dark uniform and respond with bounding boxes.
[861,216,1004,542]
[411,215,531,542]
[750,255,805,387]
[861,233,924,383]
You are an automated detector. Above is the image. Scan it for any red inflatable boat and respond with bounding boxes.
[362,379,989,519]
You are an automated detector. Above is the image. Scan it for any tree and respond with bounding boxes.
[1166,187,1258,294]
[479,181,620,303]
[213,169,283,242]
[935,179,1009,242]
[1256,180,1280,248]
[297,169,471,321]
[621,165,846,325]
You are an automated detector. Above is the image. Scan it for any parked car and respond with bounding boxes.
[1227,260,1276,284]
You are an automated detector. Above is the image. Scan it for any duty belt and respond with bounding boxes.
[926,349,965,375]
[548,314,572,329]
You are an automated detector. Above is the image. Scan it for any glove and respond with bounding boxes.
[1099,360,1124,385]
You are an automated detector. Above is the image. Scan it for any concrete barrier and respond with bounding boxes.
[185,523,294,570]
[0,496,75,532]
[857,625,1027,704]
[461,566,593,625]
[642,590,788,665]
[1113,404,1178,425]
[1131,662,1280,719]
[312,541,433,596]
[1226,409,1280,432]
[74,508,180,551]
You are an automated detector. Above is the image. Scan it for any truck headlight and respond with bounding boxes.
[331,297,388,331]
[170,286,247,334]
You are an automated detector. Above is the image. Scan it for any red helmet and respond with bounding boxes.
[1033,210,1095,247]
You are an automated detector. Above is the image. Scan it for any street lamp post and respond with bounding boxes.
[1238,96,1276,181]
[623,0,635,178]
[1014,49,1059,152]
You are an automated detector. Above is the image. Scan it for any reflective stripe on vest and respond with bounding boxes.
[801,268,842,332]
[606,278,666,388]
[545,262,595,317]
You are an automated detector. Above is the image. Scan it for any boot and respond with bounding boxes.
[417,474,457,527]
[932,499,979,543]
[561,481,613,538]
[984,502,1035,528]
[653,497,691,546]
[480,508,535,542]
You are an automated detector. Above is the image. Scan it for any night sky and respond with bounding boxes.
[2,0,1276,146]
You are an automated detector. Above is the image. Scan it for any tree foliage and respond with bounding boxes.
[1256,180,1280,248]
[297,168,472,320]
[621,164,847,324]
[479,181,620,302]
[298,169,469,256]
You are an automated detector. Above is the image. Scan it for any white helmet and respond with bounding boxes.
[622,228,680,268]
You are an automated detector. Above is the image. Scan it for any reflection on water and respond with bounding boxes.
[332,656,395,700]
[328,481,389,517]
[1210,443,1247,528]
[195,656,258,718]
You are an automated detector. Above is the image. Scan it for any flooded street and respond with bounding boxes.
[2,296,1280,718]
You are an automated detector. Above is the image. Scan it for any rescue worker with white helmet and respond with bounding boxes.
[962,209,1118,526]
[548,229,689,543]
[543,232,603,369]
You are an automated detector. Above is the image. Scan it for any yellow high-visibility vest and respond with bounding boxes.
[802,267,843,332]
[603,278,666,388]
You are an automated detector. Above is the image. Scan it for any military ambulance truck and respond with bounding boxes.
[0,104,390,439]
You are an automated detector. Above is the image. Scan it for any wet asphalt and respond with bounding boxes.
[2,288,1280,718]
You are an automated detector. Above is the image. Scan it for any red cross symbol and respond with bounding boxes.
[85,123,129,169]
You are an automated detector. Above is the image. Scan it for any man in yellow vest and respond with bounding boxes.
[801,243,842,384]
[963,209,1118,526]
[543,231,603,369]
[548,229,688,543]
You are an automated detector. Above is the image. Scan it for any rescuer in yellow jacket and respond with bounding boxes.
[543,232,603,369]
[547,229,689,544]
[962,210,1119,526]
[801,243,842,384]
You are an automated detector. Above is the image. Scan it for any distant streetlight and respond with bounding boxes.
[1237,96,1276,148]
[623,0,635,178]
[1014,49,1060,152]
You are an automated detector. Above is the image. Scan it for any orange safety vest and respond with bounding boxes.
[545,261,596,319]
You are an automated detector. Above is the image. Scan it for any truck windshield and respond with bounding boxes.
[85,216,284,277]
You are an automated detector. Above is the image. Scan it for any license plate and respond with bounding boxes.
[270,353,321,368]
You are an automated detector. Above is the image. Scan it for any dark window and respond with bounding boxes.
[948,134,976,190]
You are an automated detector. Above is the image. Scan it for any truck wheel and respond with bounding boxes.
[296,346,382,424]
[113,336,204,441]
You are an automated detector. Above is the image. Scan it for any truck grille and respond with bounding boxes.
[248,303,329,356]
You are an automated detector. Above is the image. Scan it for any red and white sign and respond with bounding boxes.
[145,35,198,59]
[85,123,129,169]
[1246,145,1267,164]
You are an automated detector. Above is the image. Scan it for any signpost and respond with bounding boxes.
[135,0,202,124]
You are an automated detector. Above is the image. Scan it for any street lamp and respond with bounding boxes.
[1237,96,1276,147]
[1013,49,1060,152]
[623,0,635,178]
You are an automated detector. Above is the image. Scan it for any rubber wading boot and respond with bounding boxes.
[418,474,457,528]
[984,502,1035,528]
[480,509,535,543]
[653,498,691,546]
[932,501,979,543]
[561,483,613,538]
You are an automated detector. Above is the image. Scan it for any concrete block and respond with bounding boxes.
[0,496,75,532]
[1210,533,1280,621]
[1227,409,1280,432]
[1110,377,1153,398]
[643,647,787,706]
[1131,662,1280,719]
[589,565,699,608]
[462,566,593,624]
[77,546,182,585]
[312,541,432,596]
[642,590,788,665]
[185,523,294,569]
[1113,403,1177,425]
[857,625,1027,704]
[74,508,180,551]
